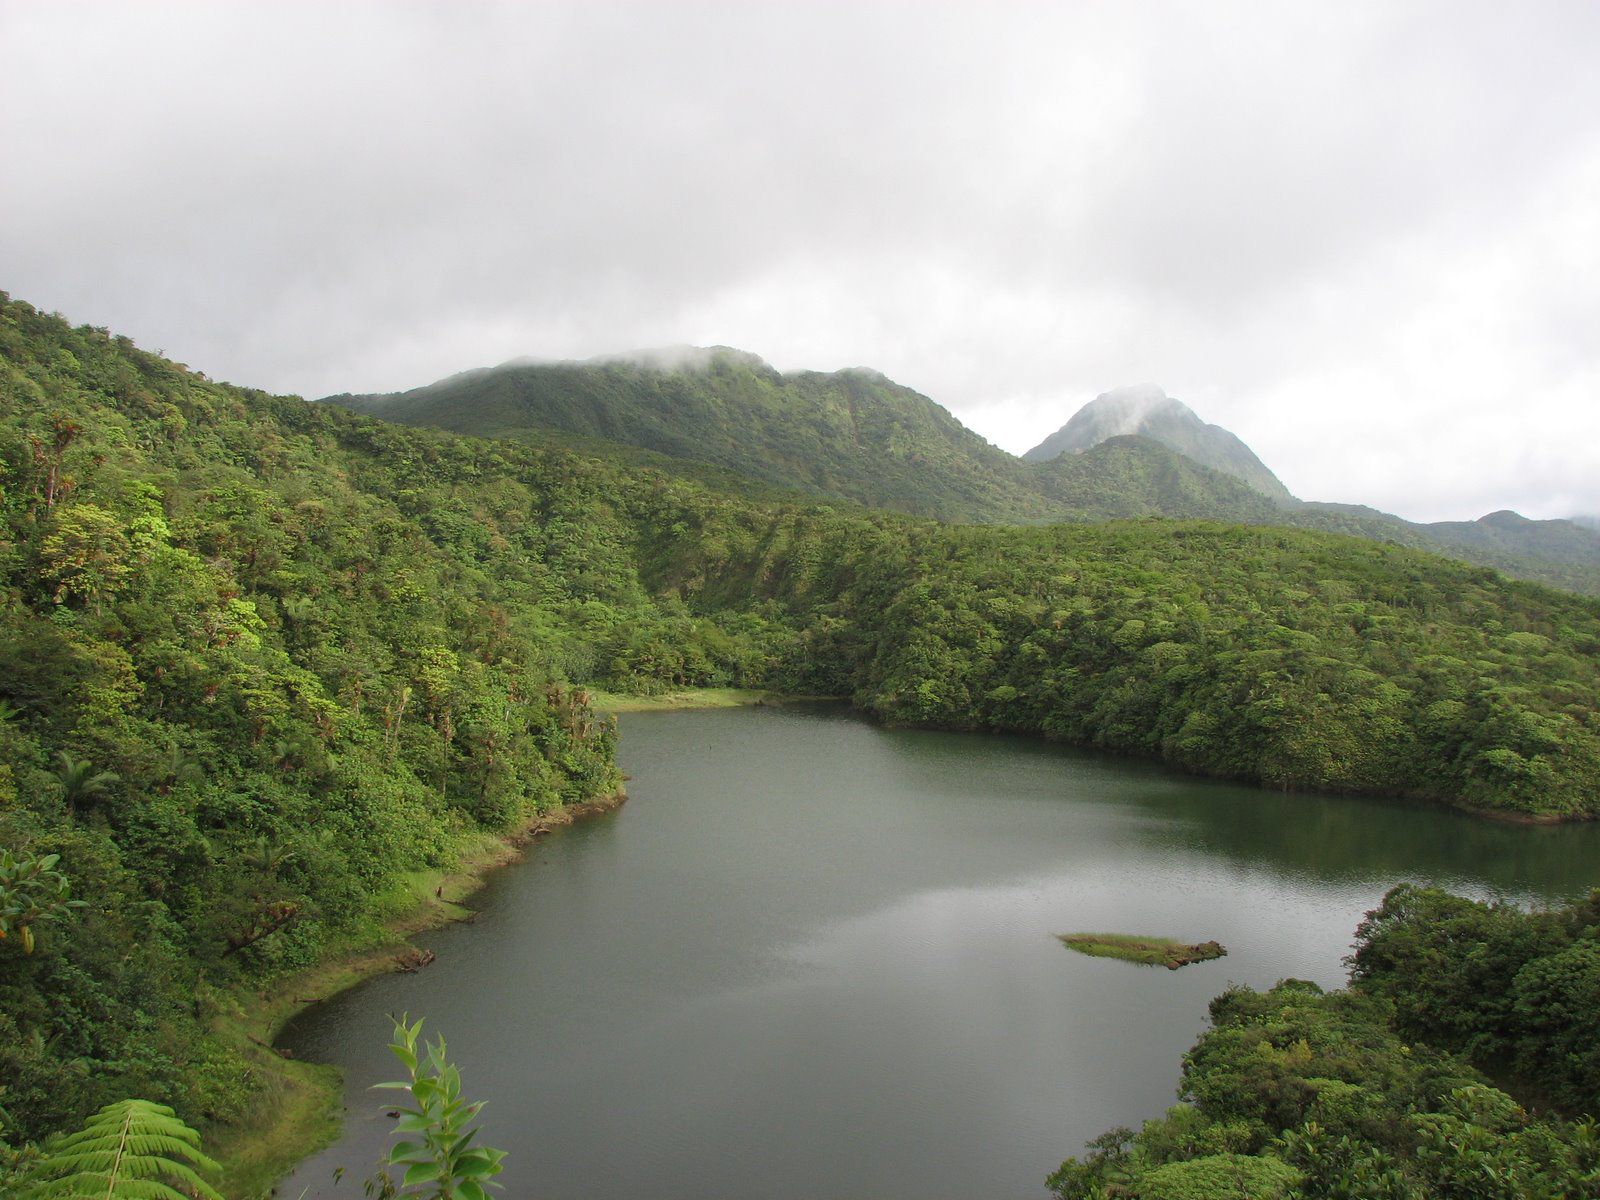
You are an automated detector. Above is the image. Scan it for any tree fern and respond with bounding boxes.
[53,752,119,818]
[22,1099,222,1200]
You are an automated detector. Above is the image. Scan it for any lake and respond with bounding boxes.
[277,704,1600,1199]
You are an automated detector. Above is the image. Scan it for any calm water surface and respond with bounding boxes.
[278,705,1600,1199]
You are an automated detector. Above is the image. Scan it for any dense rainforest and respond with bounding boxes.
[2,291,1599,1191]
[336,350,1600,595]
[0,296,631,1156]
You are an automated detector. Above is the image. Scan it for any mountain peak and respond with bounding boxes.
[1023,385,1293,504]
[1093,381,1173,408]
[1073,384,1195,435]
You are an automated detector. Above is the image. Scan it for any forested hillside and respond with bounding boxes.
[3,292,1600,1168]
[332,349,1059,522]
[1031,435,1283,521]
[652,505,1600,818]
[1296,503,1600,596]
[0,298,639,1148]
[335,351,1600,594]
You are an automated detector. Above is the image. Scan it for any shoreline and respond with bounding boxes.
[207,691,823,1196]
[208,789,626,1200]
[587,686,841,713]
[870,713,1592,827]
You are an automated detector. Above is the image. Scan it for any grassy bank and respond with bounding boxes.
[588,687,836,712]
[206,791,625,1199]
[1058,932,1228,970]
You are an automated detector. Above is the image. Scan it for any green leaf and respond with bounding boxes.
[21,1099,222,1200]
[402,1162,442,1187]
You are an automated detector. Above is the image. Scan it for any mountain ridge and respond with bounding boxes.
[329,348,1600,595]
[333,348,1063,523]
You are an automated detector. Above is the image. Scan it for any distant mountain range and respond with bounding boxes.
[328,349,1283,526]
[329,350,1600,595]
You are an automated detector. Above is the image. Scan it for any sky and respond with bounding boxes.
[3,2,1598,523]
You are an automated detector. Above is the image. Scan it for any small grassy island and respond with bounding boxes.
[1058,933,1228,970]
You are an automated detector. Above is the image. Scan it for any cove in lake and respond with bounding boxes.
[277,704,1600,1200]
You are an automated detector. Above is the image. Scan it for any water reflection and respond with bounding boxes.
[278,706,1599,1200]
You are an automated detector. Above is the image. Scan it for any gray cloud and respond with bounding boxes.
[3,0,1597,522]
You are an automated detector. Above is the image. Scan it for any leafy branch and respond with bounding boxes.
[373,1016,506,1200]
[0,848,84,955]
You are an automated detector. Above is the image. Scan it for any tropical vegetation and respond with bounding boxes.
[1049,887,1600,1199]
[2,289,1599,1190]
[12,1016,499,1200]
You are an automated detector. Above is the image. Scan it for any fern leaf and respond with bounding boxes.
[23,1099,222,1200]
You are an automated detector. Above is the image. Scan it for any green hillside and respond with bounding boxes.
[1296,503,1600,596]
[334,353,1600,595]
[1023,390,1600,584]
[3,292,1600,1175]
[331,351,1301,529]
[332,349,1059,522]
[1427,508,1600,563]
[1032,435,1282,521]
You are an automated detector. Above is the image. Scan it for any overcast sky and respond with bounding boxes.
[3,2,1598,522]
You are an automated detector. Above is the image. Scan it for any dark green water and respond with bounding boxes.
[277,705,1600,1200]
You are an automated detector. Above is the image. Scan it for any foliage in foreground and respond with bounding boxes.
[16,1018,501,1200]
[0,847,80,954]
[1351,884,1600,1112]
[1049,888,1600,1199]
[19,1098,222,1199]
[370,1016,505,1200]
